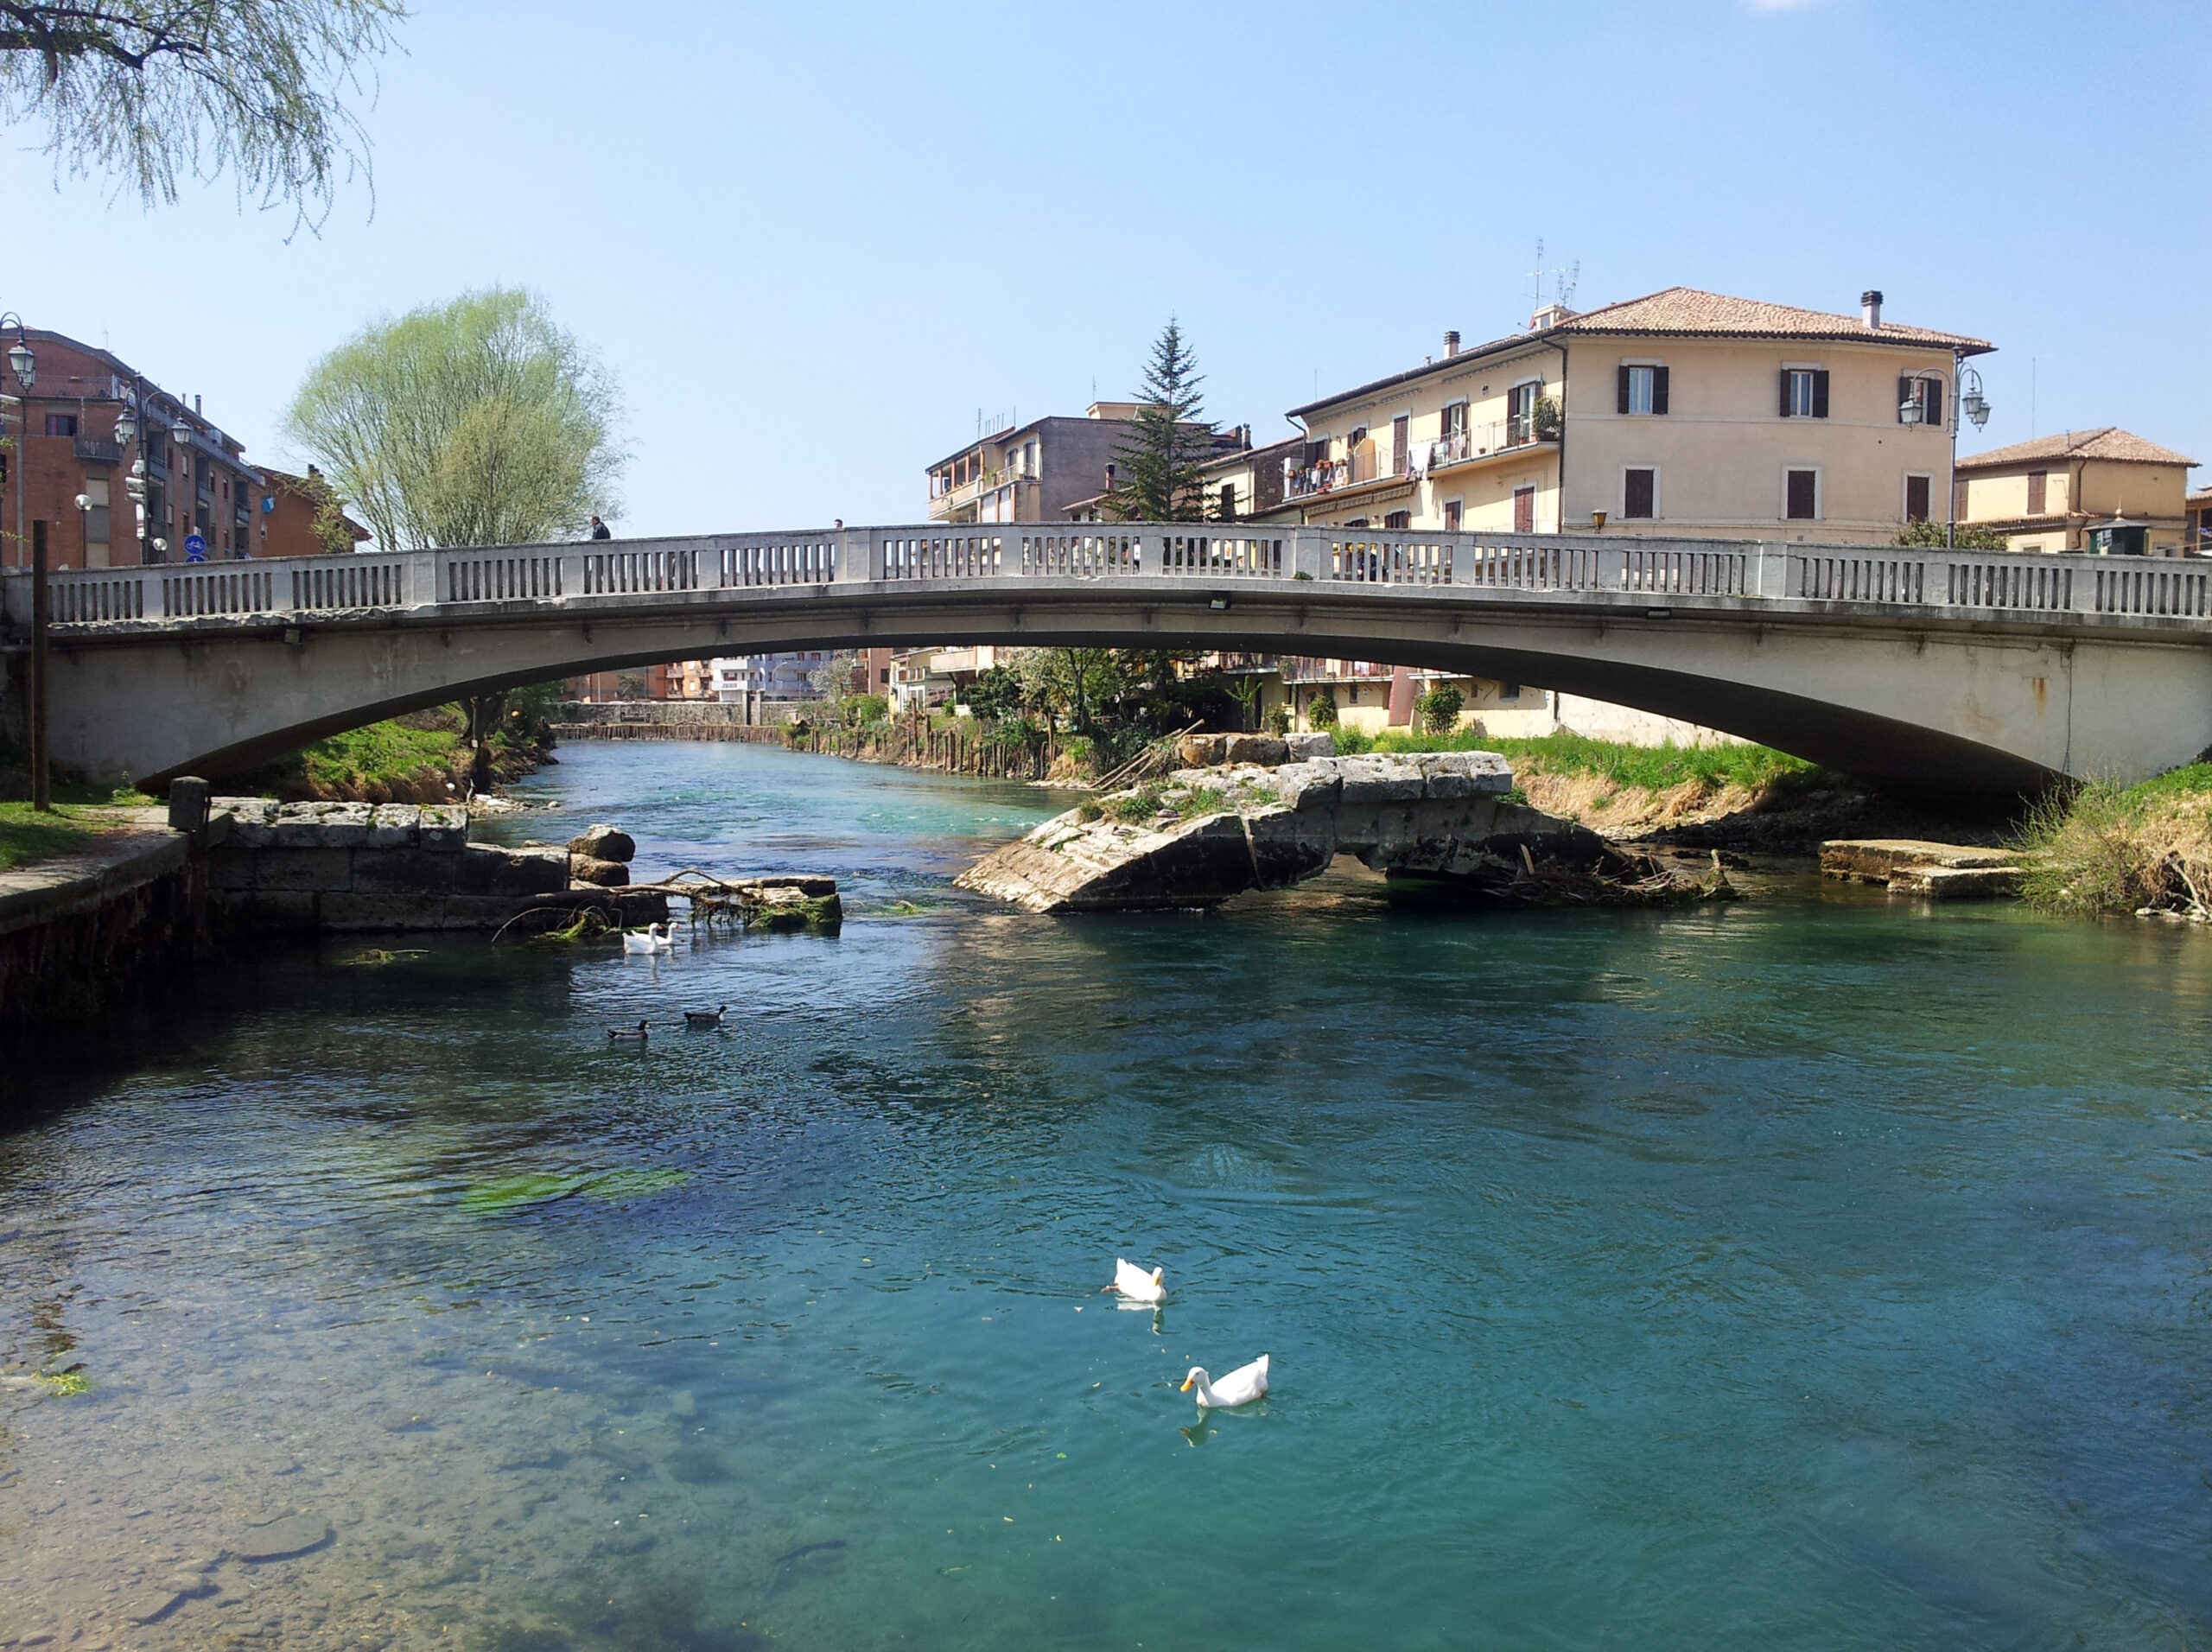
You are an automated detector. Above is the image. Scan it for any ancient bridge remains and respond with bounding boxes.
[3,524,2209,795]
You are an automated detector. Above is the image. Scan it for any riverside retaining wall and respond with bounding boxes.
[0,823,208,1039]
[204,800,629,931]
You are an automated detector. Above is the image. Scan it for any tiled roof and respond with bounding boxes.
[1287,286,1988,418]
[1955,427,2199,471]
[1551,287,1992,353]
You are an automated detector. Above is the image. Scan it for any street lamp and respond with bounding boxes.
[1899,349,1992,549]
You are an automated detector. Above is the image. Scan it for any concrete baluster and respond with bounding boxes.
[1290,529,1327,581]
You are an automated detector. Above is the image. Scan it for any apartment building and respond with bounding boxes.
[1954,429,2197,556]
[1247,288,1989,544]
[928,403,1252,524]
[0,327,266,569]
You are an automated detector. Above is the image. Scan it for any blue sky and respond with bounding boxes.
[1,0,2203,536]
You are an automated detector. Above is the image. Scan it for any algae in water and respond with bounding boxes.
[461,1169,689,1215]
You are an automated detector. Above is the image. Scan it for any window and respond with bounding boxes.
[1618,364,1669,416]
[1500,683,1521,702]
[1513,486,1536,533]
[1904,474,1931,523]
[1384,510,1410,530]
[1218,482,1238,520]
[1780,368,1829,419]
[1442,499,1462,531]
[45,413,78,436]
[1508,383,1539,444]
[1390,414,1408,476]
[1786,469,1819,520]
[2026,470,2048,515]
[1442,402,1467,439]
[1898,375,1943,428]
[1624,467,1656,519]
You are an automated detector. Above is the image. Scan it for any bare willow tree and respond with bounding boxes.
[283,286,624,553]
[0,1,405,229]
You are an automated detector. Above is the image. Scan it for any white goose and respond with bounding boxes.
[1103,1258,1165,1303]
[621,922,673,955]
[1181,1354,1268,1409]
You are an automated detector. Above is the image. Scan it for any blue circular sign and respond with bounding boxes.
[184,531,207,563]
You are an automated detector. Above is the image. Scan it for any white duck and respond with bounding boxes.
[1103,1258,1165,1303]
[1181,1354,1268,1409]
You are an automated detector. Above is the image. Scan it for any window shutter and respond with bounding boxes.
[1811,371,1829,419]
[1618,365,1630,415]
[1652,366,1669,416]
[1781,371,1795,418]
[1897,376,1912,423]
[1925,378,1942,429]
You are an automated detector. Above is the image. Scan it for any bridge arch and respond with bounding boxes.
[17,527,2212,795]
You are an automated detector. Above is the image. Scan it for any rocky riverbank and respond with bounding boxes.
[960,743,1726,914]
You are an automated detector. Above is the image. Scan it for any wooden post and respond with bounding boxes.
[30,517,49,810]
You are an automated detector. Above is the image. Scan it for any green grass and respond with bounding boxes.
[297,721,466,794]
[2013,764,2212,917]
[1327,728,1824,795]
[0,785,155,872]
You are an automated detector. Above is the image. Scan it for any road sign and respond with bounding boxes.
[184,532,207,562]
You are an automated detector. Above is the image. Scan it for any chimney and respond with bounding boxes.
[1104,461,1116,489]
[194,393,202,415]
[1860,290,1884,329]
[1444,330,1461,359]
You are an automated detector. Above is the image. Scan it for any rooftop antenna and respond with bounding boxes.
[1529,241,1575,327]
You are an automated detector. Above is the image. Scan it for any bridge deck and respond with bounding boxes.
[6,525,2210,634]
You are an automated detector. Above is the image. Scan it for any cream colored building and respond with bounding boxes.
[1954,429,2198,556]
[1229,288,1990,544]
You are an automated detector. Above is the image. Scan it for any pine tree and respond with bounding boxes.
[1107,321,1214,522]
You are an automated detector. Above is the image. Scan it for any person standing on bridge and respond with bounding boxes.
[589,514,611,540]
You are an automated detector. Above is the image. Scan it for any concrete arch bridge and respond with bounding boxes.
[6,524,2210,796]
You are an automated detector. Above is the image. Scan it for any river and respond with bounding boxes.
[4,740,2212,1650]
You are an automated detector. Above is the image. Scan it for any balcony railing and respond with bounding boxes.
[1286,420,1548,499]
[73,436,121,463]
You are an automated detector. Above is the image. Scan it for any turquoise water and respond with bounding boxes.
[6,741,2212,1649]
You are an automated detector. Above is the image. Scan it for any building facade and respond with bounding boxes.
[0,328,265,569]
[1250,289,1989,545]
[928,403,1251,525]
[1954,429,2197,556]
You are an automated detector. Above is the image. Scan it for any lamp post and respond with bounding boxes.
[1901,347,1990,548]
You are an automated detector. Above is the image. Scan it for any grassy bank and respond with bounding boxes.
[1317,728,1826,828]
[242,690,563,803]
[0,784,158,873]
[2016,766,2212,918]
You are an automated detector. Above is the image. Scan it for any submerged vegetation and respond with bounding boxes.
[2015,765,2212,919]
[461,1168,690,1215]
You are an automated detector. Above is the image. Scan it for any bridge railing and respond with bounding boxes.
[7,525,2211,630]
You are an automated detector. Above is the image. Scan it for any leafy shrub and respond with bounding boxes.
[1263,704,1294,736]
[1305,689,1338,729]
[1416,684,1465,734]
[838,693,889,728]
[1896,520,2010,551]
[1330,727,1375,754]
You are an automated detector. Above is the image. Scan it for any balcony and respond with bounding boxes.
[928,463,1036,522]
[1285,419,1553,501]
[73,436,121,464]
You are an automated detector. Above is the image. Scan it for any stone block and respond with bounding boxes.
[1222,734,1289,767]
[253,847,355,892]
[1415,752,1516,796]
[349,848,459,894]
[321,893,447,931]
[206,848,258,892]
[366,804,422,848]
[271,801,373,848]
[1283,732,1336,760]
[420,805,468,850]
[1176,734,1228,767]
[1335,757,1426,804]
[213,797,276,848]
[566,823,637,862]
[1268,762,1343,811]
[569,855,630,887]
[452,844,569,897]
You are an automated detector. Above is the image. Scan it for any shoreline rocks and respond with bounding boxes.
[959,752,1695,914]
